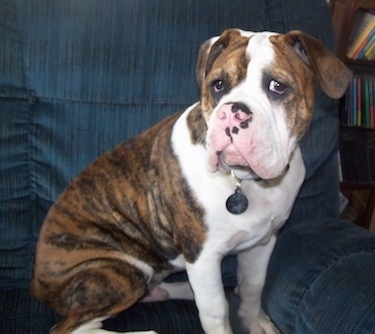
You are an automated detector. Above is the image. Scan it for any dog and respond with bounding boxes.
[30,29,351,334]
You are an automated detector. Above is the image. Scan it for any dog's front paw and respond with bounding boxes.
[247,314,280,334]
[241,310,280,334]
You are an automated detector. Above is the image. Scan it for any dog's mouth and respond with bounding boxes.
[213,150,289,181]
[216,152,262,180]
[207,122,293,180]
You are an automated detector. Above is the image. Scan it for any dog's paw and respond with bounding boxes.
[239,304,279,334]
[248,315,280,334]
[139,285,169,302]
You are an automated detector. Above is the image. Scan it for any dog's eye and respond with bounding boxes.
[212,80,225,93]
[269,80,287,95]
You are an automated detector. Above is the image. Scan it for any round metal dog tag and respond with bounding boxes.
[226,187,248,214]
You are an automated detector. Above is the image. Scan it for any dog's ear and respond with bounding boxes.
[195,36,219,88]
[274,30,352,99]
[195,29,243,89]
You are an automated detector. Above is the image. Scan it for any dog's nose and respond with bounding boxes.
[231,102,252,117]
[217,102,253,130]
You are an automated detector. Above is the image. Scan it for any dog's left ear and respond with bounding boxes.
[274,30,352,99]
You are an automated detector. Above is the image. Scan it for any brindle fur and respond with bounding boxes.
[30,113,207,333]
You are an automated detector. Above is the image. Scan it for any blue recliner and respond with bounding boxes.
[1,1,375,333]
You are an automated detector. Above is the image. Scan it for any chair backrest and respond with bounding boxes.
[0,0,338,290]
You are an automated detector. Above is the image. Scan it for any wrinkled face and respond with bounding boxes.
[199,30,317,180]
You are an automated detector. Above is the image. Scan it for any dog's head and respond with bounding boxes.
[195,29,351,179]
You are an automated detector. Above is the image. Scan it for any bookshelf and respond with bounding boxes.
[331,0,375,230]
[331,0,375,65]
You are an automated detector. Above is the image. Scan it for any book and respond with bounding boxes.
[365,37,375,59]
[342,68,375,129]
[362,28,375,59]
[347,9,375,60]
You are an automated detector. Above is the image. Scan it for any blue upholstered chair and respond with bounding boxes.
[1,1,375,333]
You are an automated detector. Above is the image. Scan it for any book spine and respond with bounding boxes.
[343,72,375,129]
[347,9,375,60]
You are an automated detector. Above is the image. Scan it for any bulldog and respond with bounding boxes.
[30,29,351,334]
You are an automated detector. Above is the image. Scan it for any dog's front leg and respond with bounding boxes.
[237,233,280,334]
[186,254,232,334]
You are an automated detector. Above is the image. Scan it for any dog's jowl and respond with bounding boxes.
[30,29,351,334]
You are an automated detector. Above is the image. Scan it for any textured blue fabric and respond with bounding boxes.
[264,220,375,334]
[1,0,375,333]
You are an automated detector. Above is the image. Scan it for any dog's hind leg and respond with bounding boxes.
[49,259,153,334]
